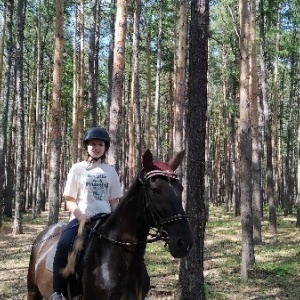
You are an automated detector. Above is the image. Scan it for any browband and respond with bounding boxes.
[139,169,178,183]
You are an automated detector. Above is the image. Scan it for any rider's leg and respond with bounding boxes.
[51,219,78,298]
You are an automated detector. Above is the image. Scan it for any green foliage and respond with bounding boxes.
[144,205,300,299]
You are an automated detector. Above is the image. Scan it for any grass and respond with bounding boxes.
[146,205,300,299]
[1,206,300,299]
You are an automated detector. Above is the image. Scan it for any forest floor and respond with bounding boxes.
[1,206,300,299]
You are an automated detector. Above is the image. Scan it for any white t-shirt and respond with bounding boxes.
[63,161,123,220]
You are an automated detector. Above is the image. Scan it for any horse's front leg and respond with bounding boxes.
[27,290,43,300]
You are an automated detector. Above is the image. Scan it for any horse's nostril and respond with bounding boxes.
[177,238,186,249]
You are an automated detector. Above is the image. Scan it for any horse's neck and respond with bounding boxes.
[104,181,149,242]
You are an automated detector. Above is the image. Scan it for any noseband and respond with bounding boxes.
[138,169,188,228]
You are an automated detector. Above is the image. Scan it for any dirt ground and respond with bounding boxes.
[2,209,300,300]
[0,212,179,300]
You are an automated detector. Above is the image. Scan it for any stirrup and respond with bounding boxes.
[49,292,63,300]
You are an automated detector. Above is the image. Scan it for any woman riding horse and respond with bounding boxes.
[50,127,123,300]
[27,146,193,300]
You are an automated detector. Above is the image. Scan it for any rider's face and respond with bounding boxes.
[87,139,106,160]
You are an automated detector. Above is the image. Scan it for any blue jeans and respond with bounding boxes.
[53,219,78,293]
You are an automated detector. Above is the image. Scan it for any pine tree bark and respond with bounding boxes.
[77,0,85,158]
[128,0,141,184]
[259,0,276,234]
[0,0,6,100]
[179,0,208,298]
[154,5,162,159]
[108,0,128,170]
[174,0,187,155]
[296,91,300,227]
[106,0,116,128]
[249,0,262,244]
[284,30,296,216]
[0,0,13,226]
[239,0,255,281]
[271,3,281,212]
[145,29,151,150]
[71,4,79,164]
[48,0,64,226]
[88,0,99,127]
[13,0,27,235]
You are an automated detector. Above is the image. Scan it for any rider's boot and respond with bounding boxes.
[49,292,63,300]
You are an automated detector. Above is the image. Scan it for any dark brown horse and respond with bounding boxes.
[27,149,193,300]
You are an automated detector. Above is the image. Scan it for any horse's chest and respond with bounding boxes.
[92,251,133,284]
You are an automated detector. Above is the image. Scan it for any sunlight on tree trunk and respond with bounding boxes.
[48,0,64,226]
[239,0,255,282]
[249,0,262,245]
[108,0,128,170]
[13,0,26,235]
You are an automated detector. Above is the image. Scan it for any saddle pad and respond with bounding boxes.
[46,243,57,273]
[45,214,109,275]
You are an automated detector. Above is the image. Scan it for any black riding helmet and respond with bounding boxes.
[83,127,110,148]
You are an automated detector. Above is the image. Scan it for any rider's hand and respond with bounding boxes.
[74,208,90,222]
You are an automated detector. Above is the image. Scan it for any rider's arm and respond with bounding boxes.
[65,196,87,221]
[109,198,120,211]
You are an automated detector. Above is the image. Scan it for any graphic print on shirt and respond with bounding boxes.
[86,173,108,201]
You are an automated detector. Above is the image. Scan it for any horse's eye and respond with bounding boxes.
[152,188,160,194]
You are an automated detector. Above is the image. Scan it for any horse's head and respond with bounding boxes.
[139,149,193,258]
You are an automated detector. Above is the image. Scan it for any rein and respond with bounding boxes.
[29,170,189,249]
[84,169,188,248]
[89,227,163,246]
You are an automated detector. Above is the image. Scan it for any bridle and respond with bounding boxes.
[138,169,189,229]
[31,170,189,249]
[87,169,189,247]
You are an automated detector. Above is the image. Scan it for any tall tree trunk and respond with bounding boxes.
[26,70,35,211]
[108,0,128,170]
[296,88,300,227]
[88,0,99,127]
[12,0,27,235]
[284,30,296,216]
[0,0,13,226]
[271,3,281,209]
[72,3,78,164]
[239,0,254,281]
[173,0,188,180]
[32,0,43,217]
[48,0,64,226]
[179,0,208,299]
[77,0,85,158]
[167,69,174,156]
[0,0,6,99]
[249,0,262,245]
[259,0,276,234]
[128,0,141,184]
[106,0,116,128]
[145,29,152,150]
[154,4,162,159]
[174,0,187,155]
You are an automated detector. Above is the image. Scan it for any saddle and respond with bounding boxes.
[74,213,110,278]
[46,214,110,298]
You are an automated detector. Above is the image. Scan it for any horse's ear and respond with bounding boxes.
[143,149,154,172]
[168,150,185,171]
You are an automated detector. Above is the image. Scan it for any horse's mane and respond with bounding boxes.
[119,177,141,204]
